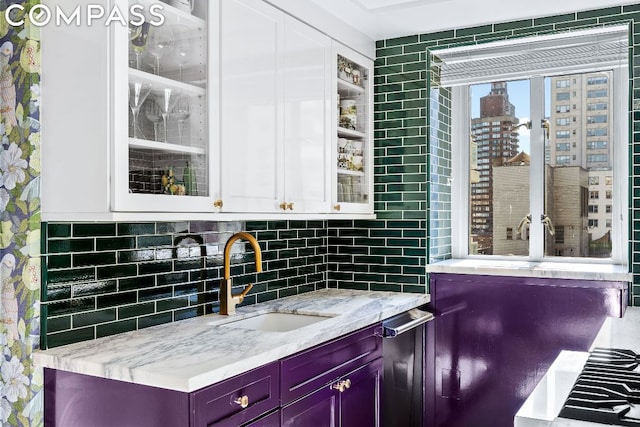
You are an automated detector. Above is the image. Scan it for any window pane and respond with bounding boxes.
[470,80,529,256]
[545,72,612,258]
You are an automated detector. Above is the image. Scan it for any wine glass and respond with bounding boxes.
[153,88,178,142]
[130,22,150,70]
[172,25,191,82]
[144,100,163,141]
[129,82,152,139]
[172,95,191,144]
[146,25,174,75]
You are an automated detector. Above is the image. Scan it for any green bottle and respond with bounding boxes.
[183,161,197,196]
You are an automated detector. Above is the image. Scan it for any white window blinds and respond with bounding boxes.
[434,25,629,87]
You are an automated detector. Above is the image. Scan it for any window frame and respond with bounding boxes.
[450,63,628,265]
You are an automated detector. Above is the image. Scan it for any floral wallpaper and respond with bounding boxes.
[0,1,42,426]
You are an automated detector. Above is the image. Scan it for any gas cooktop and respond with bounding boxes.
[559,347,640,425]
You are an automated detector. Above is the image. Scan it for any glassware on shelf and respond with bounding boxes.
[172,95,191,144]
[143,99,163,141]
[146,25,174,75]
[128,82,152,139]
[152,88,178,143]
[130,22,150,70]
[172,25,192,82]
[183,161,197,196]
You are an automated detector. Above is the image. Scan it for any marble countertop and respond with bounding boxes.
[514,307,640,426]
[34,288,430,393]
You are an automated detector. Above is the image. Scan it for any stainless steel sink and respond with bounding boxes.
[218,312,332,332]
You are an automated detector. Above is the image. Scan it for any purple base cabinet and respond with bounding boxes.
[44,361,280,427]
[425,273,628,427]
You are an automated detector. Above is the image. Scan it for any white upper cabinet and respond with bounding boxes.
[220,0,332,214]
[41,0,219,221]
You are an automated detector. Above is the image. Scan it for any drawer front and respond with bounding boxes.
[243,409,280,427]
[191,362,279,427]
[280,324,382,404]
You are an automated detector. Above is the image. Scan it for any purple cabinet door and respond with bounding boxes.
[281,382,340,427]
[427,273,628,427]
[243,410,280,427]
[340,358,382,427]
[44,368,190,427]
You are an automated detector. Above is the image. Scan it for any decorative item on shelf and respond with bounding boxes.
[130,22,150,70]
[129,82,152,139]
[146,25,174,76]
[338,55,354,81]
[352,69,361,86]
[349,155,364,172]
[161,166,186,195]
[339,99,357,130]
[337,138,350,170]
[183,161,197,196]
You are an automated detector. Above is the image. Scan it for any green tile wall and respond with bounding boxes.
[372,4,639,305]
[41,220,327,348]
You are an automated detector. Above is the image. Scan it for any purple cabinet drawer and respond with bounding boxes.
[280,324,382,404]
[191,362,279,427]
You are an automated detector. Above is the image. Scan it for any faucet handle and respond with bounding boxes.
[234,283,254,303]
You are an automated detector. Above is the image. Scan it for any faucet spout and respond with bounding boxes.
[219,232,263,315]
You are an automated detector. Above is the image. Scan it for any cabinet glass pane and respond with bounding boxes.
[127,0,208,197]
[337,54,369,205]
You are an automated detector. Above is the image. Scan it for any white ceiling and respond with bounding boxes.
[310,0,639,40]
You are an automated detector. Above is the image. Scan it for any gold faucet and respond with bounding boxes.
[220,232,263,315]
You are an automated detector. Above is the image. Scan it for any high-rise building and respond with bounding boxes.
[549,72,612,243]
[470,82,520,254]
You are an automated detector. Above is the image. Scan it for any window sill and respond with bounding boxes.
[426,259,631,282]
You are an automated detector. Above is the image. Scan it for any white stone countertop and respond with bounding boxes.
[34,288,430,393]
[427,259,631,282]
[515,307,640,426]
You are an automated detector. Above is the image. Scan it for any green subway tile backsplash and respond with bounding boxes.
[42,220,329,348]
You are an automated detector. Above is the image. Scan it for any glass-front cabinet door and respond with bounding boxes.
[113,0,219,212]
[333,43,374,214]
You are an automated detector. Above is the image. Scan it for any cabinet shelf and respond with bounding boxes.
[337,78,365,94]
[337,127,366,139]
[337,169,365,177]
[140,0,206,29]
[129,68,206,96]
[129,138,206,155]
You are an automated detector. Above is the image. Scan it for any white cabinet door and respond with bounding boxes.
[220,0,285,213]
[282,16,332,213]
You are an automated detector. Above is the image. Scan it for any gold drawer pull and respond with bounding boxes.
[234,395,249,408]
[333,204,341,212]
[332,379,352,393]
[214,200,223,209]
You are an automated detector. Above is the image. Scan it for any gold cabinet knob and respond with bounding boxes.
[286,202,294,211]
[333,204,341,212]
[234,395,249,408]
[279,202,288,210]
[332,379,352,393]
[214,200,223,209]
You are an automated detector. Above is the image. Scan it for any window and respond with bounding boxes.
[606,219,612,228]
[605,176,613,185]
[506,227,513,240]
[587,154,608,163]
[588,76,608,85]
[589,219,599,228]
[587,102,607,111]
[587,128,608,137]
[441,25,628,264]
[587,89,608,98]
[606,190,612,199]
[587,115,607,124]
[588,176,599,185]
[587,141,608,150]
[606,205,612,213]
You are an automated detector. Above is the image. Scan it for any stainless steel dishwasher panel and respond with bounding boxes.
[378,307,433,427]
